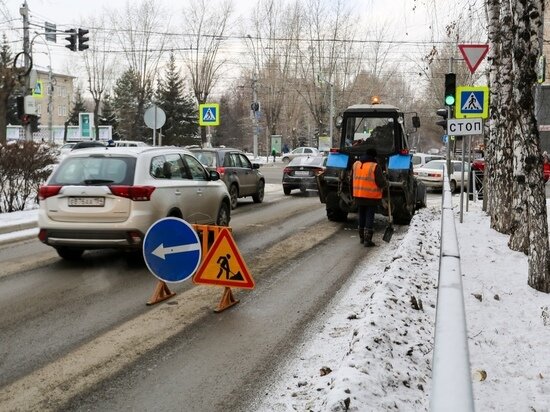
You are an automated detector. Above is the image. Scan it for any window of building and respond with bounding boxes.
[58,106,67,117]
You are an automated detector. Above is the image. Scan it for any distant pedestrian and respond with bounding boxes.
[352,148,387,246]
[272,148,276,162]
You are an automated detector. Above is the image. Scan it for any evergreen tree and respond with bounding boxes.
[155,53,198,146]
[113,69,141,141]
[100,93,119,139]
[0,35,19,144]
[67,87,87,126]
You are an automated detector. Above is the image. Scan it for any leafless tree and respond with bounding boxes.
[82,14,116,140]
[110,0,170,140]
[181,0,234,146]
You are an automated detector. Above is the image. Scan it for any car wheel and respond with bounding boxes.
[216,202,230,226]
[326,191,348,222]
[229,184,239,209]
[252,180,265,203]
[282,157,290,163]
[449,179,457,193]
[300,186,307,194]
[283,187,292,195]
[55,247,84,261]
[416,182,427,209]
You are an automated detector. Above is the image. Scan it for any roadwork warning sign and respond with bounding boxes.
[193,228,254,289]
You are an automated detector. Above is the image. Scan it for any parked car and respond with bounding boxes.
[413,159,470,193]
[190,147,265,209]
[282,156,327,195]
[37,146,231,260]
[71,141,107,150]
[412,152,445,169]
[471,158,486,172]
[281,147,321,163]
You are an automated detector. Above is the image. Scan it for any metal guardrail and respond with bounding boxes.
[430,172,475,412]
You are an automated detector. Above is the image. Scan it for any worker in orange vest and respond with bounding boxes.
[352,148,387,247]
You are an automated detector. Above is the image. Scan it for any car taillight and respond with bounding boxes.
[429,173,442,178]
[38,185,62,200]
[283,167,292,174]
[400,149,410,155]
[109,186,156,201]
[216,166,225,177]
[313,167,324,175]
[38,229,47,242]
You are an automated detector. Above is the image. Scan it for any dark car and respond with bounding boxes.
[191,147,265,209]
[282,156,327,195]
[71,141,107,150]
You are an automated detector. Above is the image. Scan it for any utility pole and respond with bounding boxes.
[20,1,32,141]
[252,74,258,158]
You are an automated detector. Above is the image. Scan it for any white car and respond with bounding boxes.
[38,146,231,260]
[281,147,321,163]
[413,159,470,193]
[112,140,150,147]
[412,152,445,169]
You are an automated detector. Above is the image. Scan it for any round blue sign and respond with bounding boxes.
[143,217,202,283]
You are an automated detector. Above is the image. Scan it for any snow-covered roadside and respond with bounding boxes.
[253,206,441,411]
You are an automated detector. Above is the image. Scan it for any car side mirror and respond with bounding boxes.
[209,170,220,181]
[252,163,260,169]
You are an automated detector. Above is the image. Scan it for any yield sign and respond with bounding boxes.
[193,228,255,289]
[458,44,489,74]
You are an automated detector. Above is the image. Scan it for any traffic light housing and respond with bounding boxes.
[444,73,456,106]
[435,108,448,130]
[65,29,77,52]
[30,115,40,133]
[78,28,89,51]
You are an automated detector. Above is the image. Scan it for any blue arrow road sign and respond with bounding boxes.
[143,217,202,283]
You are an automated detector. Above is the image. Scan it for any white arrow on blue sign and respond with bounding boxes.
[143,217,202,283]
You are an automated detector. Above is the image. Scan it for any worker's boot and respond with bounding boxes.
[364,229,376,247]
[359,229,365,244]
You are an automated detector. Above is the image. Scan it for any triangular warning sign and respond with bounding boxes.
[458,44,489,74]
[193,228,254,289]
[203,108,216,122]
[462,92,482,111]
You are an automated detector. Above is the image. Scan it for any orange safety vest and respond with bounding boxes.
[352,161,383,199]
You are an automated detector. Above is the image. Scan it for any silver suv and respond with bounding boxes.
[38,146,231,260]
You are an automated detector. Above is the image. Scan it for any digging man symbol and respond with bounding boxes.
[216,254,244,281]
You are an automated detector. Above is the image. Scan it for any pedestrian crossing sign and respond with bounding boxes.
[193,228,254,289]
[455,85,489,119]
[32,80,44,98]
[199,103,220,126]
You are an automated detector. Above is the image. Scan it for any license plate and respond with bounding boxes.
[294,171,310,176]
[68,197,105,207]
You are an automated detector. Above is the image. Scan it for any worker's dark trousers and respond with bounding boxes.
[357,205,376,230]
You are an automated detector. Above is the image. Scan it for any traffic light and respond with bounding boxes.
[435,108,448,130]
[64,29,77,52]
[78,28,89,51]
[444,73,456,106]
[30,115,40,133]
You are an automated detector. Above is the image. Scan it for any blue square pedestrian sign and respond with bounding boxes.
[199,103,220,126]
[455,85,489,119]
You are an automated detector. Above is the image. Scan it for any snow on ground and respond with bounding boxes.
[251,199,550,411]
[1,190,550,411]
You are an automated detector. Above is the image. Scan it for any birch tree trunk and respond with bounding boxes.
[490,0,515,234]
[486,0,502,217]
[511,0,550,292]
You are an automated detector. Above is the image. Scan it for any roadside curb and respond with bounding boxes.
[0,221,37,235]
